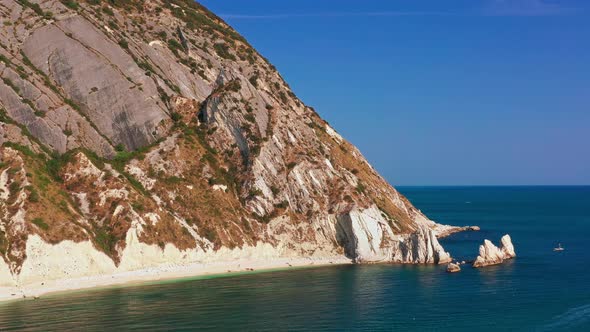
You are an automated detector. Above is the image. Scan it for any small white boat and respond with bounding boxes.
[553,243,565,252]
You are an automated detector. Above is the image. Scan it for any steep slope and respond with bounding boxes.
[0,0,461,287]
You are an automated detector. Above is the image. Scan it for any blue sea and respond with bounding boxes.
[0,186,588,331]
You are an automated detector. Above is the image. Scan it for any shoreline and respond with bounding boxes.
[0,256,352,304]
[0,224,474,304]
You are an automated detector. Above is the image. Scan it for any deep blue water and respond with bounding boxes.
[0,186,589,331]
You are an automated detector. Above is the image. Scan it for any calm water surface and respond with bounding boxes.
[0,186,588,331]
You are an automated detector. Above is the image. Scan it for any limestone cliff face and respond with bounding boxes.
[0,0,459,284]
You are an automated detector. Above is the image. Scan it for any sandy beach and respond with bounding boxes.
[0,256,352,303]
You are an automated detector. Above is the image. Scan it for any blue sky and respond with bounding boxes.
[199,0,589,186]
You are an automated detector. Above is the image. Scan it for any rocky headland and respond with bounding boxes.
[0,0,476,300]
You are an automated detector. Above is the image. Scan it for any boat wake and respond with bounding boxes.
[537,304,590,331]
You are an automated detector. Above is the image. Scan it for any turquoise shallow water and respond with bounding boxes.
[0,186,589,331]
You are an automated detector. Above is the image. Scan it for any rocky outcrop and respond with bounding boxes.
[392,226,452,264]
[473,235,516,268]
[335,206,452,264]
[435,225,480,237]
[447,262,461,273]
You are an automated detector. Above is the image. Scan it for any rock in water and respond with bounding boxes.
[447,263,461,273]
[500,234,516,258]
[473,235,516,268]
[473,240,505,267]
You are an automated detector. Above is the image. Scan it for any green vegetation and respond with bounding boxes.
[170,112,182,122]
[15,65,28,79]
[61,0,79,10]
[31,217,49,230]
[0,54,11,66]
[118,39,129,50]
[136,59,155,74]
[16,0,53,19]
[270,186,280,196]
[2,78,20,94]
[201,226,218,243]
[164,176,183,185]
[2,142,37,158]
[249,74,259,87]
[94,226,119,257]
[108,141,167,196]
[188,123,241,192]
[156,31,167,40]
[131,202,144,212]
[102,6,114,16]
[244,114,255,123]
[8,181,21,197]
[86,0,143,12]
[0,230,7,255]
[274,200,289,209]
[356,182,366,194]
[168,39,183,56]
[278,91,288,104]
[164,0,247,44]
[249,188,263,197]
[225,79,241,93]
[26,186,40,202]
[8,167,21,175]
[108,20,118,31]
[213,43,236,60]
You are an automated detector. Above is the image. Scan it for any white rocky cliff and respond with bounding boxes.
[0,0,467,291]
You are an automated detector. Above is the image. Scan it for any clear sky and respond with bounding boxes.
[199,0,589,186]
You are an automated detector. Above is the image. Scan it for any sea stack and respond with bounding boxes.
[473,235,516,268]
[500,234,516,258]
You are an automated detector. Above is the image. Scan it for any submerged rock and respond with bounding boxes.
[447,263,461,273]
[473,235,516,268]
